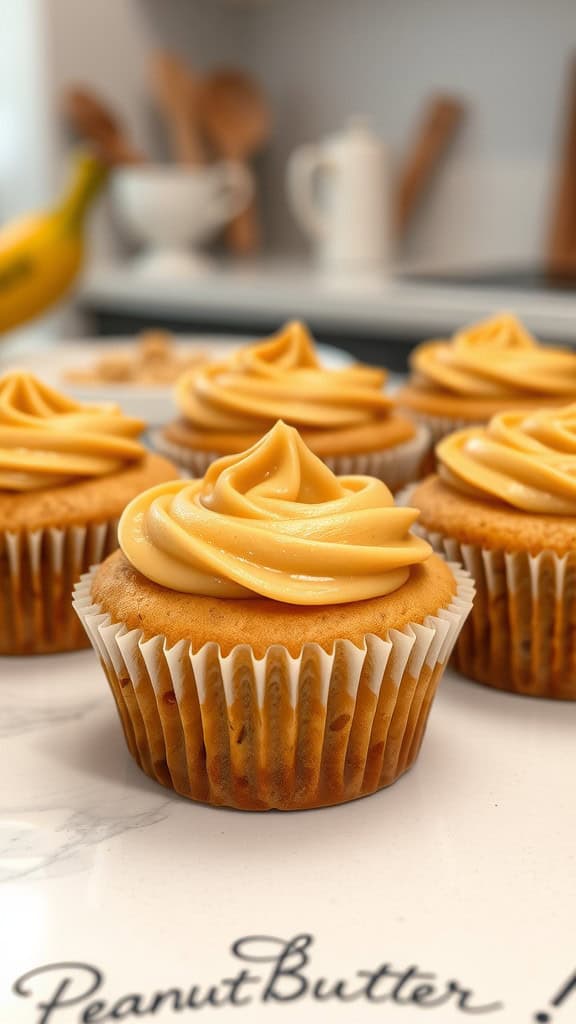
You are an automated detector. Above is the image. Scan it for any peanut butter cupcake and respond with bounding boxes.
[74,421,473,810]
[396,313,576,445]
[408,404,576,698]
[0,371,177,655]
[155,320,429,492]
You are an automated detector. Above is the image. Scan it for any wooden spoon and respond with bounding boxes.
[198,69,271,254]
[149,52,205,165]
[547,57,576,276]
[395,95,465,236]
[62,86,144,165]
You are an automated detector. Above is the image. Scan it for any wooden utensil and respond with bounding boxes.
[198,69,271,254]
[396,95,465,236]
[149,52,205,165]
[62,86,144,165]
[547,57,576,275]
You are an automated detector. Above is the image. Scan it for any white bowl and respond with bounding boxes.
[113,164,253,277]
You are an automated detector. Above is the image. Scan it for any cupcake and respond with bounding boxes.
[74,421,473,810]
[0,371,177,655]
[396,313,576,446]
[155,319,429,492]
[408,404,576,699]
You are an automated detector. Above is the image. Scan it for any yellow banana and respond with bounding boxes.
[0,152,107,333]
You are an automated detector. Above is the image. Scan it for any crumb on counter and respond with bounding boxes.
[65,330,207,387]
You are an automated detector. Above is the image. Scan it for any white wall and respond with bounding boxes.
[247,0,576,264]
[45,0,252,164]
[0,0,253,336]
[43,0,252,265]
[0,0,251,256]
[0,0,55,218]
[3,0,576,270]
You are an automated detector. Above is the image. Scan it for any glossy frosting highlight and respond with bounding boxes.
[119,421,431,604]
[174,320,393,434]
[437,405,576,514]
[411,314,576,398]
[0,371,145,491]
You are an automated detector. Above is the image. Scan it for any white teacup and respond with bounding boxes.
[113,163,253,277]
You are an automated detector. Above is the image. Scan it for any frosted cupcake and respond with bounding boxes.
[396,313,576,445]
[155,320,429,491]
[0,371,176,655]
[409,404,576,698]
[74,421,473,810]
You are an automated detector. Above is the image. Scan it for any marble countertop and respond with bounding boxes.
[80,261,576,343]
[2,651,575,1023]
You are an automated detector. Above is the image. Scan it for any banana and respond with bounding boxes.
[0,152,107,333]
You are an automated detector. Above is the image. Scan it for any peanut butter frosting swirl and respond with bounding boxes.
[0,371,145,492]
[119,421,431,604]
[411,314,576,398]
[438,405,576,514]
[174,320,393,433]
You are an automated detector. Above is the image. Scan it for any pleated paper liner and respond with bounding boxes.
[397,486,576,700]
[422,532,576,700]
[73,564,474,810]
[0,520,118,656]
[398,409,483,449]
[151,424,430,493]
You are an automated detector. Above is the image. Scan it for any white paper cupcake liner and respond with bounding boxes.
[323,424,430,490]
[0,520,118,656]
[150,433,224,479]
[73,563,474,809]
[152,424,430,492]
[398,492,576,699]
[408,410,485,447]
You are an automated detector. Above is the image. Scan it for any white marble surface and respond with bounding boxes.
[81,261,576,342]
[1,651,576,1024]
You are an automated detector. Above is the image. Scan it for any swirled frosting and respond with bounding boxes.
[411,313,576,398]
[174,320,393,433]
[0,371,145,492]
[119,421,431,604]
[437,405,576,514]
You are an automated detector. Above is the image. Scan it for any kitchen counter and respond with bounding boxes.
[80,260,576,348]
[2,649,575,1024]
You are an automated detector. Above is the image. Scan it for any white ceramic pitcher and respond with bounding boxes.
[287,118,393,273]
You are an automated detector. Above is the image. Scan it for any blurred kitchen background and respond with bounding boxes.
[2,0,576,368]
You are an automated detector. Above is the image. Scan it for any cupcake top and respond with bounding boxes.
[119,421,431,605]
[0,371,145,492]
[174,320,395,435]
[437,404,576,514]
[410,314,576,399]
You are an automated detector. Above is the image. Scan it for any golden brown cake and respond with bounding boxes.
[409,404,576,698]
[156,320,429,491]
[0,371,177,655]
[0,453,175,534]
[396,313,576,444]
[75,421,474,810]
[91,548,456,659]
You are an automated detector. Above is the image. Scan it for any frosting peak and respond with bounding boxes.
[174,320,393,434]
[438,405,576,514]
[119,421,431,604]
[0,371,145,492]
[453,312,537,352]
[411,313,576,398]
[237,318,320,371]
